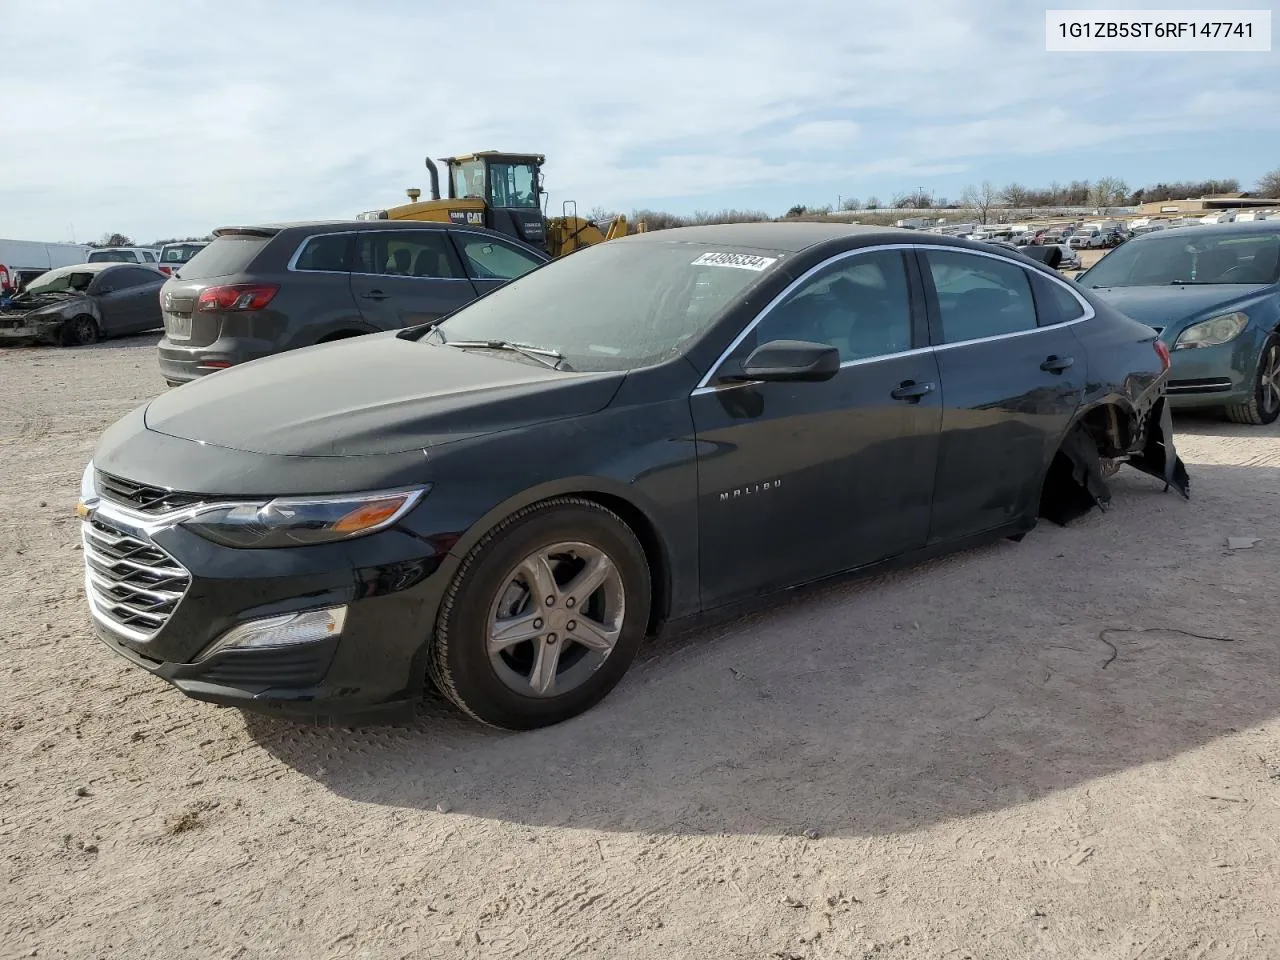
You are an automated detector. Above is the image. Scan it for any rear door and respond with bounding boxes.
[449,231,546,296]
[916,247,1087,543]
[93,267,164,333]
[350,230,478,329]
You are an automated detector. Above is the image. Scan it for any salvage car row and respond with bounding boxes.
[78,223,1194,731]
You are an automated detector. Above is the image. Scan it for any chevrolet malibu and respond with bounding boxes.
[80,224,1188,730]
[1078,220,1280,424]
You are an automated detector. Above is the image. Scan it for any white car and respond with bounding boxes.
[1067,230,1105,250]
[86,246,160,266]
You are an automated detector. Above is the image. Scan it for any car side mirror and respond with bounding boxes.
[730,339,840,383]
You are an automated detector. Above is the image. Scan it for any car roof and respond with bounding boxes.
[1129,219,1280,242]
[47,262,117,273]
[212,219,461,236]
[620,221,932,252]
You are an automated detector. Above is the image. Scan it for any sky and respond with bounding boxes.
[0,0,1277,243]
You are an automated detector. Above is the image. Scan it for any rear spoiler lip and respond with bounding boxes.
[211,226,282,239]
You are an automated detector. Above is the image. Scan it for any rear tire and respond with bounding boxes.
[428,497,651,730]
[60,315,99,347]
[1225,334,1280,426]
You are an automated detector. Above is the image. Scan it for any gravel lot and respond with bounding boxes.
[3,333,1279,960]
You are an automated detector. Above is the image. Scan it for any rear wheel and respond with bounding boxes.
[60,315,99,347]
[1225,335,1280,426]
[428,497,652,730]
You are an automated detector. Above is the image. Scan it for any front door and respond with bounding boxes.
[350,230,478,330]
[449,231,546,297]
[916,247,1087,543]
[690,248,943,609]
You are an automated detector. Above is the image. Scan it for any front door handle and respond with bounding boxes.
[890,380,935,402]
[1040,355,1074,374]
[360,290,390,301]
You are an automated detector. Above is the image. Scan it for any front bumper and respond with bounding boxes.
[0,316,61,344]
[82,495,450,724]
[1159,328,1264,409]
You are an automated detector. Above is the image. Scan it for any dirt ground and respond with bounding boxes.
[2,334,1279,960]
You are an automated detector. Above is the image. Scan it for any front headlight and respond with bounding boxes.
[181,486,428,548]
[1173,311,1249,350]
[76,460,98,518]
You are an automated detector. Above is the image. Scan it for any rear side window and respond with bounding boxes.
[293,233,352,272]
[111,267,165,290]
[1031,273,1086,325]
[141,251,156,262]
[924,250,1038,343]
[179,235,272,279]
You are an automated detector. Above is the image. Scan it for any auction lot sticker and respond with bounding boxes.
[692,252,779,271]
[1046,9,1271,51]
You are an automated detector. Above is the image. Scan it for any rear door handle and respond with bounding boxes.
[1040,355,1074,373]
[360,290,390,301]
[890,380,935,402]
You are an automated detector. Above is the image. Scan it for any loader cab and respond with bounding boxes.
[443,151,548,251]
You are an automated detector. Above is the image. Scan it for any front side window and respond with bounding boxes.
[356,232,464,279]
[924,250,1038,343]
[108,267,165,290]
[752,250,914,362]
[454,235,543,281]
[432,239,783,372]
[451,160,485,200]
[488,162,538,209]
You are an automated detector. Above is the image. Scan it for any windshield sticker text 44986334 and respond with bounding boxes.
[691,252,778,271]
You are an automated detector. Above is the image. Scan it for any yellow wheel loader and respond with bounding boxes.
[356,151,634,258]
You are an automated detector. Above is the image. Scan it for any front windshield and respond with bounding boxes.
[22,268,94,296]
[1081,230,1280,287]
[432,240,785,372]
[489,161,538,209]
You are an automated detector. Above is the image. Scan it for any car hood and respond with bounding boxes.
[143,332,626,457]
[1083,284,1270,332]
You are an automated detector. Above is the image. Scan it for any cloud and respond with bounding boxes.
[0,0,1275,241]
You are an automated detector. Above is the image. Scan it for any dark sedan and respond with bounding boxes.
[156,219,549,386]
[0,263,166,346]
[1077,221,1280,424]
[80,224,1188,729]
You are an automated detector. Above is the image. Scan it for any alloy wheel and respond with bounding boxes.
[1259,343,1280,420]
[486,541,626,698]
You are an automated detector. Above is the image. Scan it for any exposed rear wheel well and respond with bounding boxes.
[562,491,670,635]
[1074,402,1135,458]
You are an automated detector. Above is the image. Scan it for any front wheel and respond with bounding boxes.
[1225,335,1280,426]
[428,497,652,730]
[60,315,99,347]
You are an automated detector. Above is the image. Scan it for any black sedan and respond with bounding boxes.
[0,262,166,346]
[79,224,1189,729]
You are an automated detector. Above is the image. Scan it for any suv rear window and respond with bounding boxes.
[179,235,272,279]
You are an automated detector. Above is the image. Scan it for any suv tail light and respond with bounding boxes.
[158,265,173,276]
[197,283,279,312]
[1154,339,1171,372]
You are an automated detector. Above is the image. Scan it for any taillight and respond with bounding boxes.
[1153,339,1171,372]
[197,283,279,312]
[158,265,172,275]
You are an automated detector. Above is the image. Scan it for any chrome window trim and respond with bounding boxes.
[691,242,1097,394]
[285,229,473,281]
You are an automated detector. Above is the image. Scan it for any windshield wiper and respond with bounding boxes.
[444,339,566,370]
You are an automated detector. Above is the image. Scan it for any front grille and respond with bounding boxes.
[96,470,206,515]
[82,516,191,640]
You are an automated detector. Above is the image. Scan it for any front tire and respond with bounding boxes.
[428,497,652,730]
[1225,334,1280,426]
[60,315,99,347]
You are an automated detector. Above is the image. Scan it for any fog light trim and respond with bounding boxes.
[200,605,348,661]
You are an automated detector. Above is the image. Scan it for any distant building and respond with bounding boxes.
[1136,193,1280,216]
